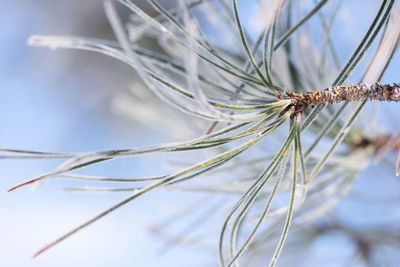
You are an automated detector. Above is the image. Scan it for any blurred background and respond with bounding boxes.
[1,1,400,266]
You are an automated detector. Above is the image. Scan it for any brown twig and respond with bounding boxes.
[277,82,400,117]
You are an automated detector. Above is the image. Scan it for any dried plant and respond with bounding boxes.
[3,0,400,266]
